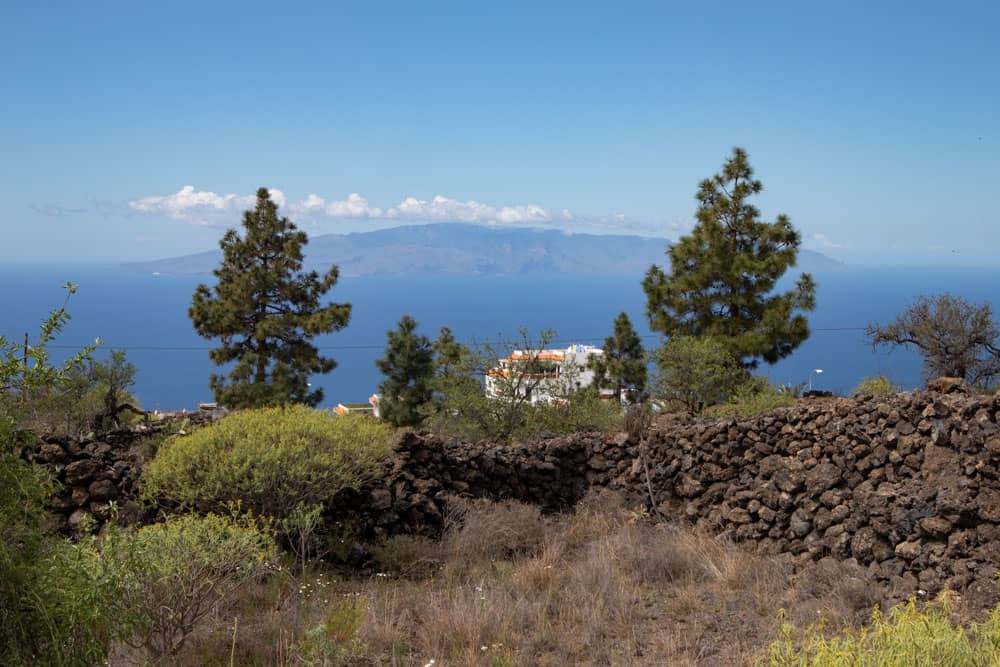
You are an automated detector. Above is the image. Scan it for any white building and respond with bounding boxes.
[485,344,607,405]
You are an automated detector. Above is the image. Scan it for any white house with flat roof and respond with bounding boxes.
[485,343,606,405]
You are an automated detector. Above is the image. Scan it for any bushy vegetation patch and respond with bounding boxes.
[651,334,748,414]
[141,406,392,518]
[852,375,902,397]
[758,592,1000,666]
[0,286,126,666]
[519,390,624,439]
[0,453,123,666]
[143,495,902,665]
[710,377,795,417]
[106,512,276,661]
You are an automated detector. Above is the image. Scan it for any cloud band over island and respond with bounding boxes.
[129,186,579,228]
[118,185,834,249]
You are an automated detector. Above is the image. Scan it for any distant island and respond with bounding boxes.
[122,223,847,277]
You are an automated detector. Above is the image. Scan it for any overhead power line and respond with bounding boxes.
[39,326,869,353]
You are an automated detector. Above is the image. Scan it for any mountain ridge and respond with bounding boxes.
[121,223,847,277]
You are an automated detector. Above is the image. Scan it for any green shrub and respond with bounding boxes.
[278,501,327,573]
[295,594,369,662]
[141,406,392,519]
[0,285,122,666]
[0,454,124,666]
[519,390,623,440]
[109,512,277,661]
[712,377,794,418]
[757,593,1000,666]
[852,375,901,397]
[651,335,748,414]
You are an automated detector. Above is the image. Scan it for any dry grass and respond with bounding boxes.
[115,492,890,666]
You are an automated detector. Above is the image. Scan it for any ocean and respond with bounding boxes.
[1,263,998,410]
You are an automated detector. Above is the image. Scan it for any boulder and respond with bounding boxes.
[88,479,118,502]
[63,459,100,485]
[926,377,970,394]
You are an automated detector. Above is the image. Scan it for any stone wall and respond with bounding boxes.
[637,391,1000,599]
[30,388,1000,602]
[349,430,623,537]
[22,422,179,533]
[352,389,1000,601]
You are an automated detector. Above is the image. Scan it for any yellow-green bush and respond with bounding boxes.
[757,593,1000,666]
[108,512,277,661]
[852,375,901,398]
[141,406,392,518]
[520,390,624,439]
[711,378,794,418]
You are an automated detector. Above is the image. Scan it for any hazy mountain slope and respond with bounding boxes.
[123,224,846,277]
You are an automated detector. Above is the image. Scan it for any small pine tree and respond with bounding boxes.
[643,148,815,367]
[433,326,466,380]
[88,349,139,432]
[590,312,647,402]
[375,315,435,427]
[190,188,351,408]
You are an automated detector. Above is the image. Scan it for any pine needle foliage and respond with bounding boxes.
[190,188,351,408]
[590,311,647,403]
[643,148,816,367]
[375,315,435,427]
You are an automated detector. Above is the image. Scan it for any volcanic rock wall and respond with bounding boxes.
[352,430,613,536]
[24,429,148,533]
[637,392,1000,598]
[358,389,1000,599]
[29,388,1000,601]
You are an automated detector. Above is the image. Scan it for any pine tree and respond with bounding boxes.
[643,148,815,367]
[190,188,351,408]
[375,315,435,427]
[590,312,647,402]
[433,326,466,380]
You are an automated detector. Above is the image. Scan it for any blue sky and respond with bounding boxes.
[2,1,997,265]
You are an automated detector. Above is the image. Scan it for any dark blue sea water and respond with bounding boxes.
[1,264,998,409]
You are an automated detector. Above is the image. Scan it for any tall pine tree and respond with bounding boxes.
[590,312,647,402]
[643,148,815,367]
[190,188,351,408]
[375,315,435,427]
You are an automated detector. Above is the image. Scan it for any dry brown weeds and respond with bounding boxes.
[119,492,886,666]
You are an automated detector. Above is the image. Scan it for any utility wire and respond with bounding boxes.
[38,326,869,352]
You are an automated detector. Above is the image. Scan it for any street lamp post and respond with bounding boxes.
[808,368,824,392]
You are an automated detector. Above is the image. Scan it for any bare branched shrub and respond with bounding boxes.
[442,498,548,565]
[867,293,1000,384]
[372,534,443,579]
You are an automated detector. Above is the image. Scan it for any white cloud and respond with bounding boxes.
[127,186,677,237]
[128,186,286,225]
[376,195,553,225]
[291,193,384,219]
[813,232,842,249]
